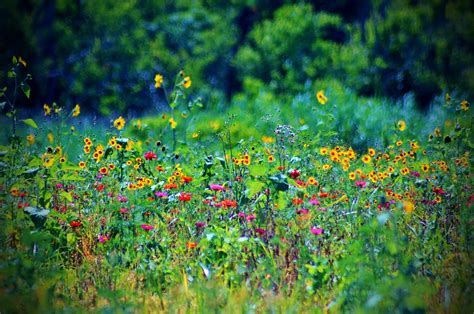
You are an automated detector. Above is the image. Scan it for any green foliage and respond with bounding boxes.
[235,4,369,94]
[364,0,474,105]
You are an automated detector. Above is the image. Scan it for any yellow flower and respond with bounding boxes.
[261,136,275,143]
[18,56,27,67]
[316,90,328,105]
[169,117,177,129]
[361,154,371,164]
[322,164,332,170]
[47,132,54,143]
[72,104,80,117]
[460,100,469,111]
[421,164,430,172]
[192,132,199,139]
[319,147,328,155]
[44,104,51,116]
[114,116,126,130]
[434,127,441,137]
[368,148,376,157]
[26,134,35,145]
[307,177,318,185]
[401,167,410,175]
[78,161,86,169]
[402,200,415,214]
[42,153,55,168]
[154,74,163,88]
[53,103,62,114]
[397,120,406,131]
[183,76,192,89]
[210,121,220,130]
[126,140,134,151]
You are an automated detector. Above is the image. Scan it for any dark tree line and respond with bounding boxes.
[1,0,472,114]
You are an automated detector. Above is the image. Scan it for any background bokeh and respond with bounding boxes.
[1,0,473,115]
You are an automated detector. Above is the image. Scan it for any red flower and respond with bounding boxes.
[292,198,304,205]
[319,192,329,198]
[221,199,237,208]
[164,183,178,190]
[70,220,82,228]
[144,151,157,160]
[179,192,192,202]
[182,176,193,184]
[289,169,300,179]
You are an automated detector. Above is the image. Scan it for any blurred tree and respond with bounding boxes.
[364,0,474,107]
[234,4,369,94]
[0,0,472,113]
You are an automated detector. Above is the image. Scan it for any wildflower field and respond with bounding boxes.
[1,1,474,312]
[0,55,472,313]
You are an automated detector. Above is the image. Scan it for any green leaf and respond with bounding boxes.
[277,191,287,209]
[60,191,73,202]
[23,167,40,177]
[249,164,267,177]
[21,83,31,98]
[61,173,85,181]
[12,56,17,64]
[0,102,6,111]
[22,118,38,129]
[247,180,265,198]
[67,233,76,245]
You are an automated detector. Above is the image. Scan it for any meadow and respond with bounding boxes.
[0,57,473,313]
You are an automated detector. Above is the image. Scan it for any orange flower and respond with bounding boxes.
[186,242,197,249]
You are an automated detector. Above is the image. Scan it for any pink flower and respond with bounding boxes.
[209,184,225,191]
[310,226,323,235]
[154,191,168,198]
[296,208,309,215]
[237,212,246,218]
[119,208,129,214]
[308,198,320,205]
[255,228,266,235]
[195,221,206,228]
[117,195,128,203]
[246,214,256,222]
[98,235,109,243]
[411,171,420,177]
[141,224,154,231]
[144,151,157,160]
[355,181,367,188]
